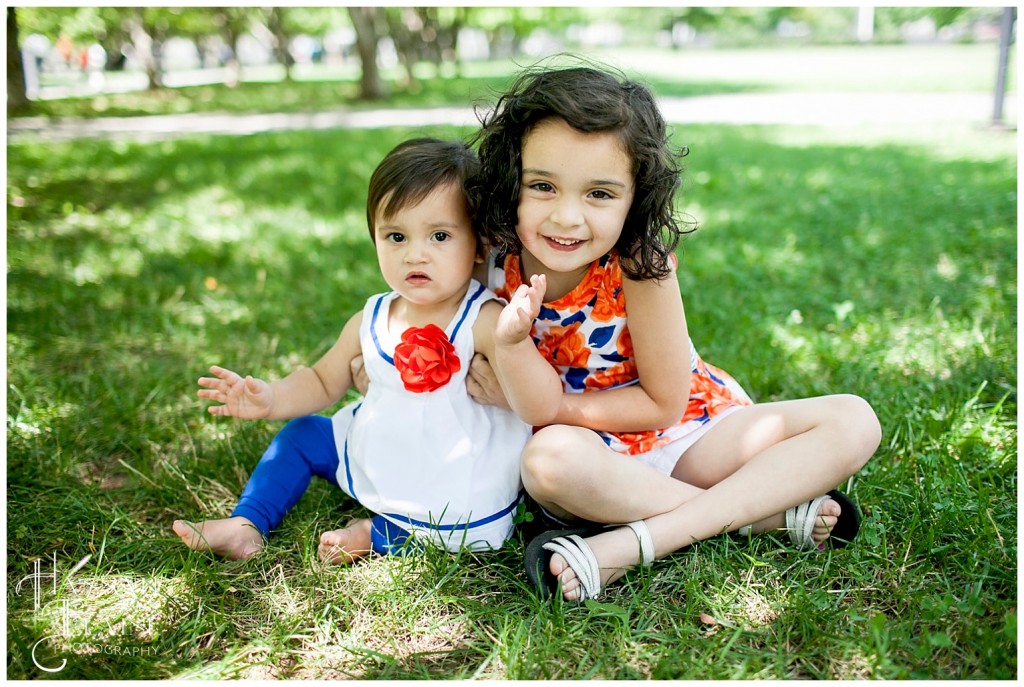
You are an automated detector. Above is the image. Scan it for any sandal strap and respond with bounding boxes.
[786,494,831,549]
[623,520,655,567]
[539,520,656,601]
[542,534,601,600]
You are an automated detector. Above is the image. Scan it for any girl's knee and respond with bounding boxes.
[520,426,590,495]
[828,394,882,469]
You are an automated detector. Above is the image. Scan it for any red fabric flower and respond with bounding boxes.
[393,324,461,393]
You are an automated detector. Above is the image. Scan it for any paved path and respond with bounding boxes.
[7,91,1015,143]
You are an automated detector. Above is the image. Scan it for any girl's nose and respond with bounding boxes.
[550,197,584,228]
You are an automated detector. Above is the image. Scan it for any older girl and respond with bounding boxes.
[473,65,881,601]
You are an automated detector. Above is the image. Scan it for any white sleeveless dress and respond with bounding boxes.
[331,280,531,551]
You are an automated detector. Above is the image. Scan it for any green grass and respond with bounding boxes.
[6,61,1017,678]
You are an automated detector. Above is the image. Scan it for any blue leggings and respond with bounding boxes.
[231,415,412,555]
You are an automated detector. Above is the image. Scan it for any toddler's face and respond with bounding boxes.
[373,183,481,309]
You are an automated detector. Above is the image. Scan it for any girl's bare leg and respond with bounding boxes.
[318,518,373,565]
[528,394,881,600]
[522,424,706,523]
[172,516,264,560]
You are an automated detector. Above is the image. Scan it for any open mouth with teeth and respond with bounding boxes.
[545,236,585,250]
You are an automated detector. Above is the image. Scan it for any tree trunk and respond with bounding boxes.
[992,6,1016,127]
[385,7,419,89]
[7,8,30,113]
[449,8,465,76]
[348,6,388,100]
[129,11,163,90]
[265,7,294,81]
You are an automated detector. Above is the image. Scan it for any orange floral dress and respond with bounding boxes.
[489,251,753,456]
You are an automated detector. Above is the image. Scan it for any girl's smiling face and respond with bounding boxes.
[516,117,635,293]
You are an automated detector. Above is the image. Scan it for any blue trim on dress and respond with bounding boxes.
[449,282,486,342]
[341,402,361,498]
[381,493,521,532]
[371,283,485,365]
[370,295,395,365]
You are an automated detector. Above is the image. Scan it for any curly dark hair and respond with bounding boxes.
[367,137,480,238]
[468,62,692,281]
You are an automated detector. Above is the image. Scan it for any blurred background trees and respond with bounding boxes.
[8,6,1013,113]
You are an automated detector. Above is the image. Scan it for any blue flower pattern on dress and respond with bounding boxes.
[490,251,753,455]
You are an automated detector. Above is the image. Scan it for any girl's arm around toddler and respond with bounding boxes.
[198,312,363,421]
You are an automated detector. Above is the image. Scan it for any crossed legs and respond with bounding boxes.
[523,394,881,601]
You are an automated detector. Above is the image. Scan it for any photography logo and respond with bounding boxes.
[16,552,78,673]
[16,552,156,673]
[17,552,159,671]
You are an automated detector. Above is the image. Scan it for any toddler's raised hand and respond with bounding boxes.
[496,274,546,346]
[198,365,274,419]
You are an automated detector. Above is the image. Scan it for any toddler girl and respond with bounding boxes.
[173,138,531,563]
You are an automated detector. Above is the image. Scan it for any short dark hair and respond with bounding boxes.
[469,62,692,280]
[367,137,480,237]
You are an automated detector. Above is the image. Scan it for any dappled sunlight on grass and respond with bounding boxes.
[32,572,193,643]
[257,562,319,622]
[275,554,481,678]
[738,233,808,276]
[768,309,819,352]
[8,568,200,677]
[769,121,1017,162]
[866,315,994,380]
[7,393,79,439]
[674,123,1014,409]
[699,569,786,632]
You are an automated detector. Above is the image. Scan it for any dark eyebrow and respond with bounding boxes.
[591,178,629,189]
[521,167,549,178]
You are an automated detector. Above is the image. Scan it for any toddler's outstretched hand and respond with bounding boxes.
[198,365,274,419]
[496,274,546,346]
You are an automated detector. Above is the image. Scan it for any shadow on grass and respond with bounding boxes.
[6,124,1016,679]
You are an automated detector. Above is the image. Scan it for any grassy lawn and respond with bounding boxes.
[6,52,1017,678]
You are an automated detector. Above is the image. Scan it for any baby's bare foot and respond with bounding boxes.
[318,519,373,565]
[172,517,263,560]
